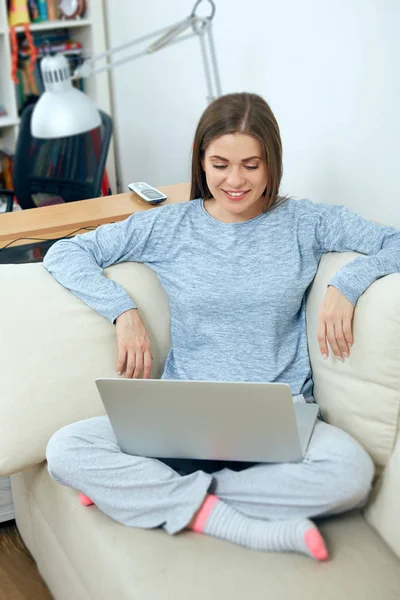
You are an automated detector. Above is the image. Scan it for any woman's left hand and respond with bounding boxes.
[317,286,354,360]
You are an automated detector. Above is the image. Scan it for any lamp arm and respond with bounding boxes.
[83,31,198,78]
[205,23,222,98]
[197,21,222,103]
[74,19,222,103]
[147,16,198,53]
[85,16,197,69]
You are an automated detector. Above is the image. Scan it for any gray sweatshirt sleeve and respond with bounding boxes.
[314,202,400,305]
[43,213,149,323]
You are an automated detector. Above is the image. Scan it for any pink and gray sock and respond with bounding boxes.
[191,495,328,561]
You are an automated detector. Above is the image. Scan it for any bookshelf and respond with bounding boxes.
[0,0,117,193]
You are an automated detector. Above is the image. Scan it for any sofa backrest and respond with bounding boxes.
[0,254,399,476]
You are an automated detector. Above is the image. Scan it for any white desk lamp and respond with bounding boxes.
[31,0,222,139]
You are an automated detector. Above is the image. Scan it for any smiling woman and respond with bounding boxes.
[202,133,269,222]
[190,92,285,221]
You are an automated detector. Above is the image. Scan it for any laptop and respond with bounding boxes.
[95,379,319,463]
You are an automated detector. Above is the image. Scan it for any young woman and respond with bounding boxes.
[44,93,400,561]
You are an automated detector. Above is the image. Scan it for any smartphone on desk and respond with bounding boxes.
[128,182,167,205]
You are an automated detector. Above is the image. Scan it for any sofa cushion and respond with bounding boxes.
[306,253,400,468]
[14,464,400,600]
[0,262,171,475]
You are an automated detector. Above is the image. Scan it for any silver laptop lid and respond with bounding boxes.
[96,379,317,463]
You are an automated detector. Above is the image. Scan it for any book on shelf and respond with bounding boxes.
[27,0,60,22]
[37,0,48,21]
[46,0,59,20]
[0,150,16,213]
[27,0,41,23]
[0,151,14,190]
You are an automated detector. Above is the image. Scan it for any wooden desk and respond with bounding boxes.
[0,182,190,250]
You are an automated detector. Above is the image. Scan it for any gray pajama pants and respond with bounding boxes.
[46,415,374,535]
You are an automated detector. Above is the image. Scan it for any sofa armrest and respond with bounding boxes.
[0,261,171,476]
[307,252,400,557]
[306,252,400,468]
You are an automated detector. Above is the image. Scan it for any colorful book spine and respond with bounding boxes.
[27,0,41,22]
[19,40,82,58]
[37,0,48,21]
[47,0,58,20]
[1,153,14,190]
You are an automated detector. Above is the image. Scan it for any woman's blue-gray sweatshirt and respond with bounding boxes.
[43,198,400,399]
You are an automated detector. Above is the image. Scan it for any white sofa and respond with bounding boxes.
[0,252,400,600]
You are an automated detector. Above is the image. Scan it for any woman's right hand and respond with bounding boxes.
[115,309,152,379]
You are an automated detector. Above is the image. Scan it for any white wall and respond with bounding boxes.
[105,0,400,227]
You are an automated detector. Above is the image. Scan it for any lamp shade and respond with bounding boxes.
[31,54,101,139]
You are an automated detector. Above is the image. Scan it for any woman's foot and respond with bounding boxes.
[189,495,328,561]
[79,492,94,506]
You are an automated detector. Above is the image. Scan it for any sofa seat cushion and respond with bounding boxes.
[17,464,400,600]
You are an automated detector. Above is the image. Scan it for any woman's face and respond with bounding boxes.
[202,133,268,223]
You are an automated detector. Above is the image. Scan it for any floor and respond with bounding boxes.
[0,520,53,599]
